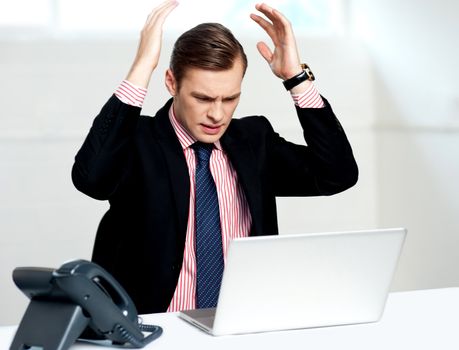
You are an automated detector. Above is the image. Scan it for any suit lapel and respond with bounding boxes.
[221,128,263,237]
[152,101,263,239]
[153,100,190,247]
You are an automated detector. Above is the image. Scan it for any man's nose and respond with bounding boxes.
[207,102,224,122]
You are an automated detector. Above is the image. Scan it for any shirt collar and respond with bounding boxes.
[168,104,222,151]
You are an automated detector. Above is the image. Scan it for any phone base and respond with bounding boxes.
[10,300,90,350]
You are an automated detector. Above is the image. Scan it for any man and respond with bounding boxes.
[72,1,358,314]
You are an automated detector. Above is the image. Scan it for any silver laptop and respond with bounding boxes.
[179,227,407,336]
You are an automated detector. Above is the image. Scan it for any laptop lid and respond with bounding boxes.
[199,228,407,335]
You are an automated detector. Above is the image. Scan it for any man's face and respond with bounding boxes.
[165,58,244,143]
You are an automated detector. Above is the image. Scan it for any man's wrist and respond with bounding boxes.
[125,59,156,89]
[283,63,315,91]
[289,80,313,95]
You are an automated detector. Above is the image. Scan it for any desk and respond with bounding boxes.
[2,288,458,350]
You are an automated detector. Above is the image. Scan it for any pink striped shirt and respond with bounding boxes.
[166,106,252,311]
[291,83,324,108]
[114,79,324,311]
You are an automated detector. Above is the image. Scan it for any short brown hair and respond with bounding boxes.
[170,23,248,87]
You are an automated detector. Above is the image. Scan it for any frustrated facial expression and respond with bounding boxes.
[165,59,244,143]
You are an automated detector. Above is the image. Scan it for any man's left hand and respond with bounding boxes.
[250,3,304,81]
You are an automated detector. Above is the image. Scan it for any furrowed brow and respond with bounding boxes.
[223,92,241,101]
[191,92,215,100]
[191,91,241,101]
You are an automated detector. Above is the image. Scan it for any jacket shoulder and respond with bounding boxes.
[228,115,274,137]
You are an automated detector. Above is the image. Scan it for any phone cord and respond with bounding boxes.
[115,323,163,348]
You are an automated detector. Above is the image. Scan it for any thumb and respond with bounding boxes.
[256,42,273,64]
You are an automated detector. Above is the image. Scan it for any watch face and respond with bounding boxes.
[304,64,316,81]
[301,64,315,81]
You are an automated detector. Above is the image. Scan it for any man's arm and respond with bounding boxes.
[250,3,357,194]
[72,1,178,200]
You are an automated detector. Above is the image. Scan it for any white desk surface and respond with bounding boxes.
[2,288,458,350]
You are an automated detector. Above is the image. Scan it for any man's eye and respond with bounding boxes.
[196,96,211,102]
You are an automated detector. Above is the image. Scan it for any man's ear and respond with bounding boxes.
[165,69,177,96]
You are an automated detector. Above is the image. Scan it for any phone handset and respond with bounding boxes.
[54,259,162,346]
[11,259,162,349]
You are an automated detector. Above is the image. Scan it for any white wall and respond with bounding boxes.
[349,0,459,290]
[1,0,458,326]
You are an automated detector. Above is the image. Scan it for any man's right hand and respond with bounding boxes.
[126,0,179,88]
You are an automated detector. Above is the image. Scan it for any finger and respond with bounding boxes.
[250,13,279,45]
[151,1,179,29]
[256,41,273,64]
[255,3,291,34]
[272,8,290,26]
[146,0,178,26]
[253,4,294,45]
[255,3,283,27]
[146,0,174,21]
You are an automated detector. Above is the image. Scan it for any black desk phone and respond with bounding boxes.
[10,259,162,350]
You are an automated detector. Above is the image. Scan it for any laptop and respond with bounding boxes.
[179,227,407,336]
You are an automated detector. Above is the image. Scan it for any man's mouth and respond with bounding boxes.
[201,124,222,135]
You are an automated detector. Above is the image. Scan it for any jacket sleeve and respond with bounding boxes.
[270,97,358,196]
[72,95,141,200]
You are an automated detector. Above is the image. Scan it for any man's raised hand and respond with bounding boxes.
[126,0,179,88]
[250,3,303,81]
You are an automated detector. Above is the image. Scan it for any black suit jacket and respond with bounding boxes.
[72,95,358,313]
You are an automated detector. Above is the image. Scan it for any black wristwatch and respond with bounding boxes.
[282,63,315,91]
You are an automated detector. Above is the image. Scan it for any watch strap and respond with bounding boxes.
[282,63,315,91]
